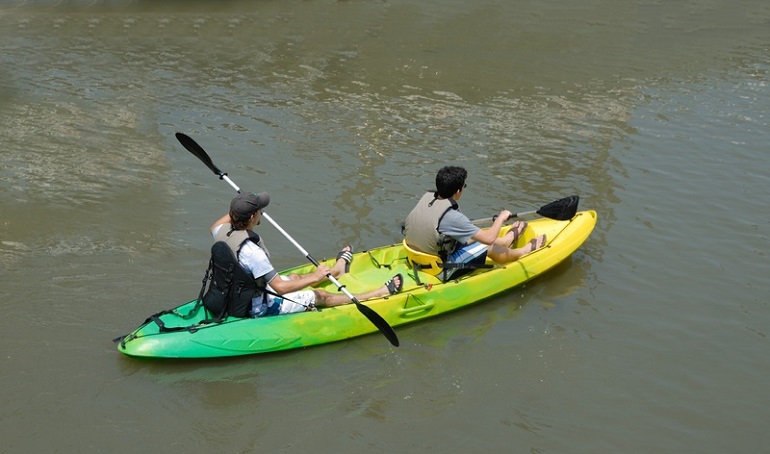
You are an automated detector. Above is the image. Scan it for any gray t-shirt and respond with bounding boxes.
[438,210,480,246]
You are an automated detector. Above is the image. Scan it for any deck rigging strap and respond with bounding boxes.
[367,251,409,270]
[407,257,493,283]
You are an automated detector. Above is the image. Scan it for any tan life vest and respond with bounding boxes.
[214,224,271,260]
[403,192,458,258]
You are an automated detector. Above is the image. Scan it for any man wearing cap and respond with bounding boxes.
[210,192,403,317]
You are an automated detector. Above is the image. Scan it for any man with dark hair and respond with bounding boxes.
[404,166,546,280]
[211,192,402,317]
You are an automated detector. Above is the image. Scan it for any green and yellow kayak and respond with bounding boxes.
[116,210,596,359]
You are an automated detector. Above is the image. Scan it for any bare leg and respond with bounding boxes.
[493,230,515,248]
[314,274,403,307]
[488,220,527,252]
[487,234,546,264]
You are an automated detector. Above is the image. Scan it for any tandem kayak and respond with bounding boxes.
[116,210,596,359]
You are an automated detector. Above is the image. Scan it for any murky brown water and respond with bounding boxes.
[1,0,769,452]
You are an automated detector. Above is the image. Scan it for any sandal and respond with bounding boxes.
[509,220,528,247]
[385,273,403,295]
[336,245,353,273]
[523,234,547,254]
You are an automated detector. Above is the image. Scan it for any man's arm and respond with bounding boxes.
[470,210,511,245]
[210,214,231,234]
[267,265,331,295]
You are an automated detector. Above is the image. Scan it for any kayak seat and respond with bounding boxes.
[402,240,443,277]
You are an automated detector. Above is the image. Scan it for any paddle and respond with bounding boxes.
[175,132,399,347]
[472,195,580,225]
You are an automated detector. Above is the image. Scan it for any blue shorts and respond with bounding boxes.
[445,242,488,280]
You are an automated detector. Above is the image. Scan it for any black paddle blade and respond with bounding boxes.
[175,132,223,176]
[356,303,399,346]
[537,195,579,221]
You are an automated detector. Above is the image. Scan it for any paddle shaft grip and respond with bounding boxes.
[476,209,536,225]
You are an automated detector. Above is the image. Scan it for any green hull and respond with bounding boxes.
[117,210,597,358]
